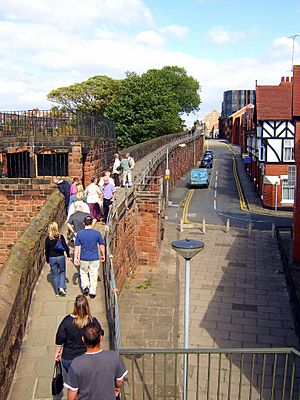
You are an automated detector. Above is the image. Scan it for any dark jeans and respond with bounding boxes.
[49,256,66,295]
[62,358,73,373]
[103,198,112,223]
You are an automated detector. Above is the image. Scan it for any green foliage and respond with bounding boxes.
[135,279,152,290]
[105,67,201,147]
[47,66,201,147]
[47,75,121,115]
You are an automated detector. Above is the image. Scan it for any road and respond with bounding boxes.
[167,140,293,231]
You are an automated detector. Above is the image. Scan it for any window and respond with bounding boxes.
[7,151,30,178]
[283,140,294,161]
[37,152,68,176]
[282,166,296,202]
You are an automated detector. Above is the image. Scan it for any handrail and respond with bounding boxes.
[102,131,203,352]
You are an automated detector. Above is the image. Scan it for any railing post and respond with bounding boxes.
[225,218,230,233]
[248,221,253,236]
[202,217,206,233]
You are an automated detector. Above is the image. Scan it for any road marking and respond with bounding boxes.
[214,200,217,210]
[214,190,217,198]
[215,182,217,189]
[182,189,194,223]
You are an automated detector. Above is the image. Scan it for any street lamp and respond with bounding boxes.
[171,238,205,400]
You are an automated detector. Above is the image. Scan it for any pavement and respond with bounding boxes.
[7,141,300,400]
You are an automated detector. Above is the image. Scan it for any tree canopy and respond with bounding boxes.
[47,66,201,147]
[47,75,121,115]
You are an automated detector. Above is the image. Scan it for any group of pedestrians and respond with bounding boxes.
[48,153,135,398]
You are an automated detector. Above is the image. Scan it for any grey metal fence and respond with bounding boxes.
[120,348,300,400]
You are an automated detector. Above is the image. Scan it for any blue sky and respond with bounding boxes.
[0,0,299,126]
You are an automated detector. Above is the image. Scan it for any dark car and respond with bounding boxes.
[204,150,214,160]
[201,157,213,168]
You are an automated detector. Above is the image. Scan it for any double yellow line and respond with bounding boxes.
[182,189,194,223]
[225,144,249,212]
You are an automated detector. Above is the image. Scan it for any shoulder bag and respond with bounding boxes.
[51,360,64,395]
[54,235,65,253]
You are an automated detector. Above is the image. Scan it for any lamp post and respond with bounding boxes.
[171,238,205,400]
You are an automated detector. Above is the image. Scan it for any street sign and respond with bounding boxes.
[165,169,170,180]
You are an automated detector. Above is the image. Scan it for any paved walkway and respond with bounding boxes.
[7,140,299,400]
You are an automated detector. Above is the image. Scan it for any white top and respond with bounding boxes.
[67,200,90,221]
[99,177,115,187]
[128,156,135,169]
[85,182,101,203]
[112,158,121,174]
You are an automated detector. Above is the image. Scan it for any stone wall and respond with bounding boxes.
[0,179,53,268]
[0,190,65,399]
[0,132,204,397]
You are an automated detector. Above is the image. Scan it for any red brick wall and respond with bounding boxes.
[0,179,53,268]
[262,164,290,208]
[293,120,300,262]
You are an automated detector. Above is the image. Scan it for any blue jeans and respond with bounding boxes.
[62,358,73,373]
[49,256,66,295]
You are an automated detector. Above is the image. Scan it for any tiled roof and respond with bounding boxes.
[256,84,292,120]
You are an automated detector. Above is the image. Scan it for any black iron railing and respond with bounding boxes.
[0,110,115,139]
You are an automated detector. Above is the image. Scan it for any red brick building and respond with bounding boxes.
[244,77,295,209]
[292,65,300,262]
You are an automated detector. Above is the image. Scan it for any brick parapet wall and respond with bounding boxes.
[0,190,65,399]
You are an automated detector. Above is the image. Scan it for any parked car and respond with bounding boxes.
[204,150,214,159]
[189,168,211,187]
[201,156,213,168]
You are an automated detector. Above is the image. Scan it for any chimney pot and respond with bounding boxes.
[286,77,290,82]
[281,77,284,83]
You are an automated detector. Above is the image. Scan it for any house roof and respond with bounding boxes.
[256,81,292,120]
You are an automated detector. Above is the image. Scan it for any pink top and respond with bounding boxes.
[70,182,78,196]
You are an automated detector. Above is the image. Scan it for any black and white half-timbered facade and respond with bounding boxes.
[246,78,295,209]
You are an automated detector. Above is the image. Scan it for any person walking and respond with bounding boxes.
[53,178,71,213]
[67,202,97,240]
[126,152,135,170]
[74,216,105,299]
[67,192,91,221]
[64,321,127,400]
[112,153,121,187]
[54,295,102,373]
[120,155,132,188]
[84,177,102,220]
[99,171,115,188]
[101,176,116,223]
[45,222,70,296]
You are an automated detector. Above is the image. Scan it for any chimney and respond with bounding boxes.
[286,77,290,82]
[281,77,285,83]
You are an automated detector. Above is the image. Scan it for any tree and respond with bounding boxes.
[105,67,201,147]
[47,75,121,115]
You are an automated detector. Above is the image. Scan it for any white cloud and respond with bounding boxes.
[270,36,300,60]
[0,0,154,31]
[207,25,245,45]
[135,31,166,48]
[160,24,189,39]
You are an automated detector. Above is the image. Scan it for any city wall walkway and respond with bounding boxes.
[7,140,299,399]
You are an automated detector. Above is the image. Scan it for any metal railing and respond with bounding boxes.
[119,348,300,399]
[0,109,115,139]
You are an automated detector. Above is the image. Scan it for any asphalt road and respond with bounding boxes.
[167,140,293,231]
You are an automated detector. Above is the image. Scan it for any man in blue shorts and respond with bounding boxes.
[74,216,105,298]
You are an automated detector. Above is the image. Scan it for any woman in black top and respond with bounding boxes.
[55,295,102,372]
[45,222,70,296]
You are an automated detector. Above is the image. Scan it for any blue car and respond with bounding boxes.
[189,168,210,187]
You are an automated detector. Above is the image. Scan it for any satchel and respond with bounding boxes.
[52,361,64,395]
[54,236,65,253]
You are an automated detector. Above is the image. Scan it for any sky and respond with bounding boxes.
[0,0,300,126]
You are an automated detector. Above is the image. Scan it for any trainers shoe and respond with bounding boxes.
[59,288,66,297]
[89,294,96,299]
[83,287,89,296]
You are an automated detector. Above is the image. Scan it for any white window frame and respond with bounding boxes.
[281,166,296,203]
[283,139,294,162]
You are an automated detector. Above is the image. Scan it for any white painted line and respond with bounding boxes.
[214,200,217,210]
[215,182,217,189]
[31,378,38,400]
[214,190,217,198]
